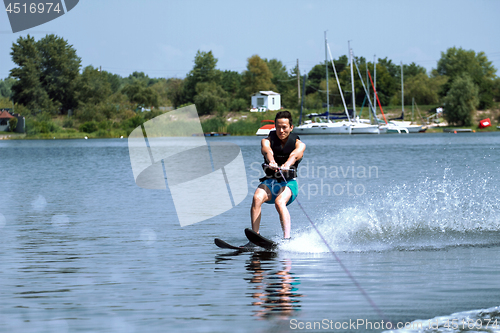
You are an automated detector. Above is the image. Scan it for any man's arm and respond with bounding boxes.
[282,139,306,170]
[261,137,278,169]
[281,139,306,169]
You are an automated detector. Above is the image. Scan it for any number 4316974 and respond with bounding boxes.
[6,3,62,14]
[444,318,498,329]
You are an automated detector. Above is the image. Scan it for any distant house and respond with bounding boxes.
[251,91,281,111]
[0,110,14,132]
[0,109,25,133]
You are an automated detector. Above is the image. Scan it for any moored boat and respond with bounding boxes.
[350,122,380,134]
[294,120,352,135]
[255,120,275,136]
[380,123,409,134]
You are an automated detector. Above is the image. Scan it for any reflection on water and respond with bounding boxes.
[245,252,302,319]
[2,136,500,332]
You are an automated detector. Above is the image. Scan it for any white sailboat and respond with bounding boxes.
[294,31,353,135]
[390,120,422,133]
[348,44,380,134]
[361,56,409,134]
[294,119,352,134]
[388,62,425,133]
[381,123,409,134]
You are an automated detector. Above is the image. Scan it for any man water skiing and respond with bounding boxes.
[250,111,306,241]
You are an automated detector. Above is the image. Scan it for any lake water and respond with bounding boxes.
[1,133,500,333]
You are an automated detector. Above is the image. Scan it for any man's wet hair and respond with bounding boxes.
[275,111,293,126]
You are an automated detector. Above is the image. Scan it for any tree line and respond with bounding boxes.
[1,34,499,129]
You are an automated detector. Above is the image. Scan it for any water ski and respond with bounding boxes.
[214,238,248,251]
[244,228,278,250]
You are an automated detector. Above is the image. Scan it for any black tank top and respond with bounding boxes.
[260,130,301,182]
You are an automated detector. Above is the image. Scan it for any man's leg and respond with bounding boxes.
[251,184,272,234]
[275,187,292,239]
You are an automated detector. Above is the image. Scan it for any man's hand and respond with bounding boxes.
[280,164,291,171]
[268,161,279,170]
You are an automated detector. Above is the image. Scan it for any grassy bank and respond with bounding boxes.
[425,124,499,133]
[0,131,26,139]
[22,129,127,140]
[2,104,499,140]
[200,110,301,136]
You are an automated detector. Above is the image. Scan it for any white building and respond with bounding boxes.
[251,91,281,111]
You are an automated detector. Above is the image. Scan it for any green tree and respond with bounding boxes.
[184,50,221,103]
[122,81,159,109]
[304,91,323,110]
[306,56,347,95]
[193,81,228,115]
[149,79,171,106]
[103,71,122,94]
[443,75,479,126]
[389,63,430,107]
[9,35,50,111]
[339,61,375,109]
[340,61,377,109]
[37,34,81,113]
[79,121,98,133]
[0,78,15,98]
[265,58,290,94]
[371,62,397,106]
[378,57,399,78]
[307,63,328,95]
[229,98,248,111]
[281,64,300,110]
[75,66,116,122]
[241,54,275,96]
[437,47,496,109]
[492,77,500,102]
[318,77,340,107]
[266,58,301,109]
[77,66,112,105]
[403,73,447,105]
[0,97,12,109]
[165,78,185,108]
[403,62,426,78]
[220,70,242,98]
[8,116,18,132]
[123,71,159,87]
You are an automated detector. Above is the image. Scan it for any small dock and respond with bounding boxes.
[192,132,231,137]
[203,132,230,137]
[443,128,475,133]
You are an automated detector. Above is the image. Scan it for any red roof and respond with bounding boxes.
[0,110,14,119]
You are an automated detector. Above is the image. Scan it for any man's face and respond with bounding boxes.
[275,118,293,141]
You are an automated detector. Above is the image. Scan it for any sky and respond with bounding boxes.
[1,0,500,80]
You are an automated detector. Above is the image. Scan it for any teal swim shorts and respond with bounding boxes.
[260,178,298,206]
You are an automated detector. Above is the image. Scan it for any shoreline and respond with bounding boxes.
[3,104,497,139]
[1,127,498,140]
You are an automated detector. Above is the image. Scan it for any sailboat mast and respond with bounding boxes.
[374,55,377,115]
[367,64,371,123]
[349,41,355,120]
[297,59,300,105]
[325,31,329,117]
[401,61,404,118]
[352,49,379,124]
[299,74,306,125]
[326,41,351,122]
[412,97,414,123]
